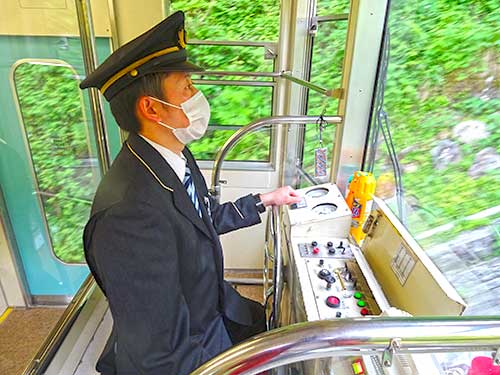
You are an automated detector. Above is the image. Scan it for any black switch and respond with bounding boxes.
[318,269,331,280]
[337,241,346,254]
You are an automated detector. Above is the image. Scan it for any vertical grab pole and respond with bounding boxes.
[270,205,283,329]
[75,0,111,174]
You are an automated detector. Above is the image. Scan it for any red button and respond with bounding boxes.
[326,296,340,308]
[360,308,369,316]
[313,247,320,254]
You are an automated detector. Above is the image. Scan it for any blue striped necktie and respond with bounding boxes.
[183,164,203,218]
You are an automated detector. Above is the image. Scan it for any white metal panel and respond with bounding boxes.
[201,168,279,269]
[332,0,389,192]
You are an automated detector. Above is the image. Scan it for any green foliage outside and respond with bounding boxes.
[372,0,500,246]
[176,0,500,247]
[15,63,97,263]
[171,0,280,161]
[12,0,498,264]
[304,14,348,177]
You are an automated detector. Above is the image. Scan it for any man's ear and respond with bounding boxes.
[136,96,161,122]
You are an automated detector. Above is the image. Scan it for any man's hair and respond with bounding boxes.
[109,72,167,133]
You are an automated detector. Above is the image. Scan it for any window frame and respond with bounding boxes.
[10,58,94,265]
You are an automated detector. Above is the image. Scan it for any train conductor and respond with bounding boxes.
[80,10,301,375]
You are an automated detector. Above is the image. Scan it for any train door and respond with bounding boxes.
[0,1,121,305]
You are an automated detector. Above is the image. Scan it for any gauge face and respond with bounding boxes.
[312,203,338,216]
[306,187,329,198]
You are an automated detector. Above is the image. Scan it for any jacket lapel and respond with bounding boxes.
[127,134,212,240]
[183,148,225,292]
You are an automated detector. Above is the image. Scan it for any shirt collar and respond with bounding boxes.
[139,135,186,182]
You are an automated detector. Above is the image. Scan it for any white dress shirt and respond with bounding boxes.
[139,135,186,182]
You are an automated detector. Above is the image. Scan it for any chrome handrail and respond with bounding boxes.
[263,208,273,306]
[191,316,500,375]
[269,206,282,330]
[192,71,343,98]
[210,115,342,202]
[280,72,343,98]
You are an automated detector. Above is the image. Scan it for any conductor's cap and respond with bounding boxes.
[79,11,203,101]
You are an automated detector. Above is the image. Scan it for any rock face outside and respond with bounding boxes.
[426,223,500,315]
[453,120,490,144]
[468,147,500,179]
[431,140,461,170]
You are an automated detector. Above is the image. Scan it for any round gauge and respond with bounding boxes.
[312,203,338,216]
[305,187,329,198]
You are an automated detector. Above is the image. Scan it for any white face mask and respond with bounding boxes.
[149,91,211,145]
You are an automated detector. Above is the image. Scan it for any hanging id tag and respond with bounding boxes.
[314,147,328,178]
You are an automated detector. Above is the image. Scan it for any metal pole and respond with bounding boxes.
[270,206,282,330]
[191,316,500,375]
[188,40,276,48]
[280,71,343,98]
[194,71,280,78]
[75,0,111,174]
[210,115,343,201]
[192,79,276,88]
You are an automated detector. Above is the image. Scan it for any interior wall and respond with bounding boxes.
[201,163,280,270]
[0,0,111,37]
[109,0,165,46]
[0,213,26,308]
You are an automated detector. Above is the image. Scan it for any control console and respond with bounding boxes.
[298,239,352,258]
[305,256,380,319]
[282,183,384,322]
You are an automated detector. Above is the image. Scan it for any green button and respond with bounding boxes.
[357,300,366,307]
[354,292,362,299]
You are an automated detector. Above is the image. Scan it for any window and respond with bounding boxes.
[170,0,280,162]
[14,61,100,263]
[302,1,349,183]
[367,0,500,315]
[189,84,273,161]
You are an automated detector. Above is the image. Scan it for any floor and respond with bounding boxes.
[0,272,262,375]
[0,307,65,375]
[225,270,264,304]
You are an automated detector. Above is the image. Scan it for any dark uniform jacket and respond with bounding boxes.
[83,133,265,375]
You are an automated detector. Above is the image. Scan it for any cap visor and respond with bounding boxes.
[150,60,205,73]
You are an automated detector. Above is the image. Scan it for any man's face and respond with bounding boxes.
[163,71,197,104]
[160,72,198,128]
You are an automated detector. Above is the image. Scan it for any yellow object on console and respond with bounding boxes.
[345,171,376,243]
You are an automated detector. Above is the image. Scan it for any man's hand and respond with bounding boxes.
[259,186,302,207]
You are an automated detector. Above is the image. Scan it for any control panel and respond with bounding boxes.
[285,183,351,238]
[305,256,380,319]
[298,239,353,258]
[280,184,464,374]
[282,183,384,322]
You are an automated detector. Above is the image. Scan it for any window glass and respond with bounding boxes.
[14,62,99,263]
[190,84,273,161]
[302,16,348,184]
[368,0,500,315]
[170,0,279,162]
[317,0,350,16]
[189,45,274,73]
[170,0,280,42]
